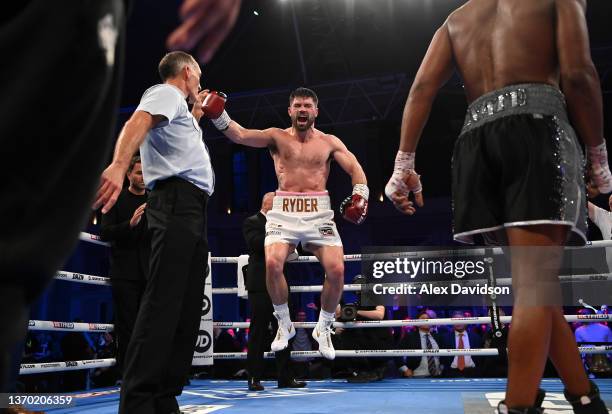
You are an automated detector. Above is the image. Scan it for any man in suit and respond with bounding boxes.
[442,311,483,377]
[100,155,150,379]
[243,192,306,391]
[396,309,443,378]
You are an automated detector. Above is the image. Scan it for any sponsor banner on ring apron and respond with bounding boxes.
[192,254,214,366]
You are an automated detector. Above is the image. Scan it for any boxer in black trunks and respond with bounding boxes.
[385,1,610,413]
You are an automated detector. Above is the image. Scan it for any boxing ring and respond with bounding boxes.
[19,233,612,413]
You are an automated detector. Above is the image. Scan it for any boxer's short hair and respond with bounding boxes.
[289,87,318,106]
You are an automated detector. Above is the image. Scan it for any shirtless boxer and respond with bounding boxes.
[384,1,610,413]
[205,87,368,360]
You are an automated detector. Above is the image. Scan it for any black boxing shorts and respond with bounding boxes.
[452,83,587,246]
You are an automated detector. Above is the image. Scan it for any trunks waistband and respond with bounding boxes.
[461,83,569,135]
[273,192,331,213]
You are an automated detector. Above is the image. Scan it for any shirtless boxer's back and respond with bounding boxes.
[385,1,610,413]
[447,0,559,101]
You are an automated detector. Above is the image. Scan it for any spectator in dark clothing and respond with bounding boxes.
[333,276,392,382]
[61,322,95,391]
[243,192,305,391]
[395,309,443,378]
[212,328,242,379]
[291,310,316,379]
[92,332,119,387]
[442,311,483,377]
[100,155,150,378]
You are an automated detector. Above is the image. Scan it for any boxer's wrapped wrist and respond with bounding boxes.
[385,151,421,199]
[211,110,232,131]
[586,141,608,164]
[394,150,416,172]
[586,140,612,193]
[352,184,369,200]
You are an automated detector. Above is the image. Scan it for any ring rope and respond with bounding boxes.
[78,232,110,247]
[27,320,113,332]
[209,345,612,360]
[27,315,610,335]
[20,359,115,375]
[212,314,612,329]
[20,345,612,374]
[79,231,612,256]
[55,271,110,286]
[54,269,612,293]
[53,273,366,294]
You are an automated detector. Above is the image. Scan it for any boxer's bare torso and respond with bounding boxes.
[266,127,337,193]
[222,94,366,195]
[448,0,560,103]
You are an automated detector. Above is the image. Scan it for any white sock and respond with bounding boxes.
[273,303,291,325]
[318,309,335,328]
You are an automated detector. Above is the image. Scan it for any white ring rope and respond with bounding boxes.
[55,270,110,286]
[79,232,110,247]
[79,231,612,256]
[207,284,364,295]
[19,345,612,374]
[20,359,115,375]
[71,232,612,291]
[26,315,612,335]
[55,268,612,293]
[212,314,612,330]
[212,345,612,360]
[53,272,367,294]
[27,320,113,332]
[215,274,612,293]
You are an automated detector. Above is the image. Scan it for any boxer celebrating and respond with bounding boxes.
[206,87,368,359]
[385,1,609,413]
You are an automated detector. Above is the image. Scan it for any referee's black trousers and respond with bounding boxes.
[119,178,209,414]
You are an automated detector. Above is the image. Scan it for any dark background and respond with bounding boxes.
[32,0,612,326]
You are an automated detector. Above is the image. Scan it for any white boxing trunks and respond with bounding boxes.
[264,191,343,248]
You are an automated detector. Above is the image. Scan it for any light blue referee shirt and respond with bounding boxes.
[136,84,214,195]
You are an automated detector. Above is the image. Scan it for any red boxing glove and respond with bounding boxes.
[202,91,227,119]
[340,194,368,225]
